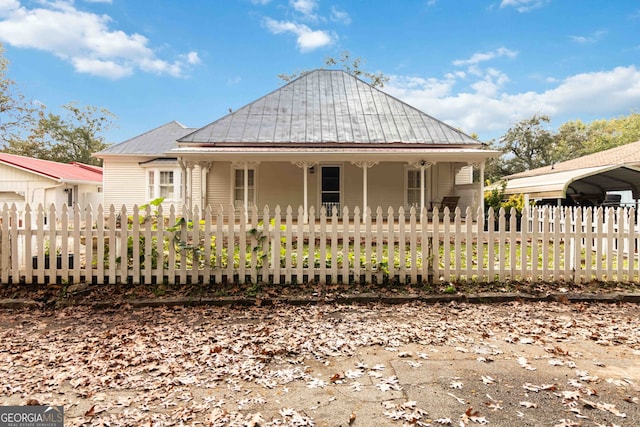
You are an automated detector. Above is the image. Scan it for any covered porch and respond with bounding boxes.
[174,148,493,222]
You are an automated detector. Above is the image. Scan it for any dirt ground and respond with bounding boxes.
[0,301,639,426]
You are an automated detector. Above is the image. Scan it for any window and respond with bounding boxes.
[147,169,181,201]
[66,187,74,207]
[148,171,155,198]
[407,169,421,208]
[159,171,174,199]
[321,166,341,214]
[234,168,255,207]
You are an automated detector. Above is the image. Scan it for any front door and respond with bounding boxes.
[321,166,341,215]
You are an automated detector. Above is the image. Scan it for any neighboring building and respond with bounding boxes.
[0,153,103,213]
[96,70,499,217]
[499,139,640,207]
[94,121,197,211]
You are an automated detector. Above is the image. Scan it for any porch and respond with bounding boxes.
[176,157,486,221]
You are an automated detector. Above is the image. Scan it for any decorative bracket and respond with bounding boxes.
[351,161,379,168]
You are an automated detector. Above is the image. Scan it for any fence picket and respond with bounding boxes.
[132,205,141,285]
[23,205,32,284]
[296,206,304,283]
[465,207,473,281]
[284,206,293,284]
[341,206,350,283]
[387,207,395,281]
[2,203,640,287]
[353,207,362,282]
[375,207,384,284]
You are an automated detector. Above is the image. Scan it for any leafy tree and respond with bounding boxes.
[278,50,389,87]
[553,119,589,162]
[499,114,555,174]
[581,113,640,154]
[0,44,115,165]
[484,115,557,181]
[0,45,42,148]
[38,103,114,165]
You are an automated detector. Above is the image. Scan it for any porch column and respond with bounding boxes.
[199,161,212,211]
[480,161,485,212]
[473,161,486,212]
[177,159,195,211]
[352,161,378,222]
[243,164,249,216]
[294,161,317,224]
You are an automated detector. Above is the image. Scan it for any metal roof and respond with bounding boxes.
[507,139,640,179]
[95,121,197,156]
[0,153,103,183]
[178,70,481,146]
[502,165,640,199]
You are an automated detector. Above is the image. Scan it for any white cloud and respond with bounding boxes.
[263,17,333,52]
[330,6,350,25]
[386,66,640,140]
[290,0,317,17]
[0,0,199,79]
[72,57,131,78]
[570,30,606,44]
[453,47,518,66]
[500,0,549,13]
[184,51,201,65]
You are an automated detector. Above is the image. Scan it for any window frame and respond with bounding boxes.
[232,167,256,208]
[146,168,181,202]
[404,166,430,210]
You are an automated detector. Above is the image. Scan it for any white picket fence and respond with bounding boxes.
[1,203,639,285]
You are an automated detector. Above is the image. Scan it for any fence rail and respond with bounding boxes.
[1,203,639,285]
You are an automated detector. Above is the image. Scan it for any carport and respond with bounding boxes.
[501,164,640,207]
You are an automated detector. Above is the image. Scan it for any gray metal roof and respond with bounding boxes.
[178,70,480,146]
[96,121,197,156]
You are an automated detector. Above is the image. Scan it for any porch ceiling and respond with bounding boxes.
[170,146,500,164]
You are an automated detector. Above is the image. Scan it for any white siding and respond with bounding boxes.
[432,163,455,201]
[201,160,471,215]
[365,163,405,210]
[0,163,55,207]
[102,159,147,211]
[206,162,232,209]
[258,162,307,209]
[455,165,473,185]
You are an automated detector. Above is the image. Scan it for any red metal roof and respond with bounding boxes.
[0,153,103,183]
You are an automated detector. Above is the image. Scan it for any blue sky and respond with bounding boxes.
[0,0,639,145]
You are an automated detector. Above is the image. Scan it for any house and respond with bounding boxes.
[498,139,640,208]
[95,70,499,218]
[94,121,197,211]
[0,153,103,213]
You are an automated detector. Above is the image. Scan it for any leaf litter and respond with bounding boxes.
[0,301,638,425]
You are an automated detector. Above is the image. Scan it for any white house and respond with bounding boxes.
[95,70,499,218]
[0,153,103,214]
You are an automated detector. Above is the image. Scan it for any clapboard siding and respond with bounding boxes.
[102,160,147,211]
